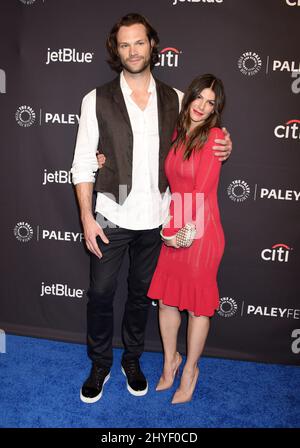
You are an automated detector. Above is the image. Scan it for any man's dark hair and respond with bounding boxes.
[106,13,160,72]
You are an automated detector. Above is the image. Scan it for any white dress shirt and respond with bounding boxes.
[71,72,183,230]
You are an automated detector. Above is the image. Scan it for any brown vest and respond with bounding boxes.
[94,75,179,204]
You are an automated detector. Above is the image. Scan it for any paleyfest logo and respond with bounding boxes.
[238,51,262,76]
[274,119,300,140]
[156,47,181,68]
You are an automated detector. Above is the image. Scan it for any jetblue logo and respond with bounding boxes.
[43,169,72,185]
[46,48,94,65]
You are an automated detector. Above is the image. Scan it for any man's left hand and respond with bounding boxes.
[213,127,232,162]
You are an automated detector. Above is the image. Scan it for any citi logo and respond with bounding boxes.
[0,69,6,94]
[261,244,293,263]
[272,59,300,73]
[40,282,84,299]
[274,119,300,140]
[156,47,181,68]
[43,169,72,185]
[172,0,223,5]
[45,48,94,65]
[286,0,300,6]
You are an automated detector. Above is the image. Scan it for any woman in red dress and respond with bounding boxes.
[147,74,226,404]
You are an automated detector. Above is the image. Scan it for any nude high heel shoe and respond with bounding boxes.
[156,352,182,391]
[171,366,199,404]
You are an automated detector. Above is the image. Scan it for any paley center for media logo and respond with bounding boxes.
[238,51,300,77]
[217,297,238,318]
[14,221,83,243]
[227,180,300,203]
[45,48,94,65]
[15,105,79,127]
[156,47,181,68]
[238,51,262,76]
[274,119,300,140]
[227,180,251,202]
[261,243,293,263]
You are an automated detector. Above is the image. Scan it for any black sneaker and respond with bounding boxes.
[80,363,110,403]
[121,358,148,396]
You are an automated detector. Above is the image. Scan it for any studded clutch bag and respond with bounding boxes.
[175,223,197,248]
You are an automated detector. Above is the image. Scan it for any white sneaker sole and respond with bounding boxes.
[80,372,110,403]
[121,367,148,396]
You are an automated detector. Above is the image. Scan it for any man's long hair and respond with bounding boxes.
[173,74,226,160]
[106,13,160,72]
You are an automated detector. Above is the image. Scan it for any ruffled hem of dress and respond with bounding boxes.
[148,270,219,317]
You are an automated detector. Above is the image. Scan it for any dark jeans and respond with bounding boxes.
[87,222,162,369]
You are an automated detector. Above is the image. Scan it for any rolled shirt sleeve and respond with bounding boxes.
[71,89,99,185]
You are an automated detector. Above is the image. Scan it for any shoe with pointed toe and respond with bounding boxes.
[156,352,182,392]
[171,366,199,404]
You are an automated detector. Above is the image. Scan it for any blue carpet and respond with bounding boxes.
[0,335,299,428]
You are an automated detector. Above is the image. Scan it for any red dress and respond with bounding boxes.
[148,127,225,316]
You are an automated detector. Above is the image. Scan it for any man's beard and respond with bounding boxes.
[121,55,151,74]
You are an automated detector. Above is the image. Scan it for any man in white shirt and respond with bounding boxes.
[71,13,232,403]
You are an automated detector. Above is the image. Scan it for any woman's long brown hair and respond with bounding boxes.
[174,74,226,160]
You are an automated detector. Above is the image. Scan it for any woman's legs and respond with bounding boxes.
[156,300,182,390]
[172,313,210,403]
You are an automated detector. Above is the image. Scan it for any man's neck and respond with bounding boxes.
[123,68,152,93]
